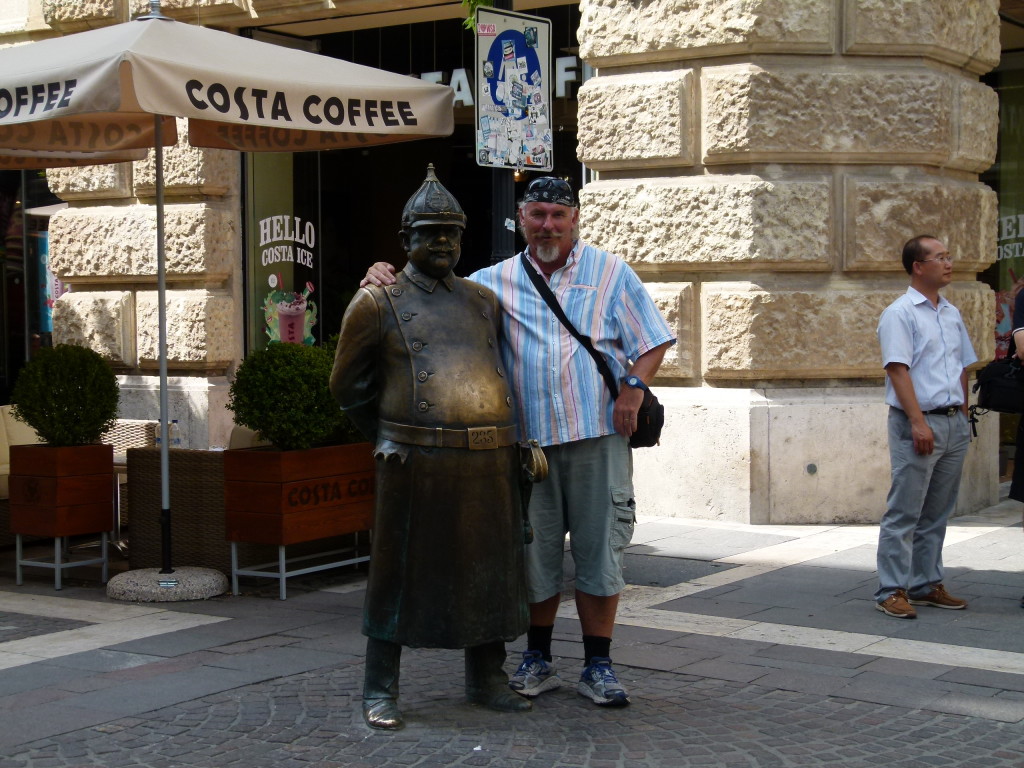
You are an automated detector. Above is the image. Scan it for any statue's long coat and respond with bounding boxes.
[331,265,528,649]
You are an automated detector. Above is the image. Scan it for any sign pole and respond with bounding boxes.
[490,0,515,265]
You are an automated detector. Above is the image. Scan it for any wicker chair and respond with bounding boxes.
[102,418,159,546]
[102,419,159,452]
[126,448,327,577]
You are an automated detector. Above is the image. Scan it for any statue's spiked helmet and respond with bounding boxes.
[401,164,467,230]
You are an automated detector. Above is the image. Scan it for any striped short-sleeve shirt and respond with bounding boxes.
[469,241,675,447]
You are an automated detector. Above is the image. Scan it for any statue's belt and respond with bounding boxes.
[378,420,517,450]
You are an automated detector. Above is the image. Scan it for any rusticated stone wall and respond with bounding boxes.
[0,0,1003,521]
[578,0,1001,523]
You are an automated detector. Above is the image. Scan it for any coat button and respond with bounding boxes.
[401,312,413,321]
[506,396,512,407]
[417,371,429,382]
[412,341,424,351]
[417,401,429,412]
[390,287,403,296]
[497,368,505,377]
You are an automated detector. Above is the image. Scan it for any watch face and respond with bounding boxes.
[627,376,641,387]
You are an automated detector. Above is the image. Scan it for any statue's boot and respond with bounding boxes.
[465,641,532,712]
[363,637,404,729]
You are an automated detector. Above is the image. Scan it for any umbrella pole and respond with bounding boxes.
[155,115,174,579]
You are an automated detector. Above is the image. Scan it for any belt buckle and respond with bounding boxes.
[945,406,957,417]
[467,426,498,450]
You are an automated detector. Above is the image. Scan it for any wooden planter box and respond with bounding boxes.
[9,443,114,537]
[223,442,374,546]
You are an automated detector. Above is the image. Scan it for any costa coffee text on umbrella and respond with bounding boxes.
[0,80,77,118]
[184,79,419,130]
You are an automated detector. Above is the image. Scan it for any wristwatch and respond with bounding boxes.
[624,375,649,392]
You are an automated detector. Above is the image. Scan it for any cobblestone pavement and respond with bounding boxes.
[3,651,1023,768]
[0,501,1021,767]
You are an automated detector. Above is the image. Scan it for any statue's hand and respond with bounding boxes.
[361,262,398,288]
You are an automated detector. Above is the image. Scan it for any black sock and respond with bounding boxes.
[582,635,611,664]
[527,625,554,661]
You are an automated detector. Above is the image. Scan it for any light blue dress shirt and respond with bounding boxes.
[877,287,977,411]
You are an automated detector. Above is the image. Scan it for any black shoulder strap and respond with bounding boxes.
[519,253,620,399]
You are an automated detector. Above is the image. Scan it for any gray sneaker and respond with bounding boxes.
[509,650,561,697]
[577,657,630,707]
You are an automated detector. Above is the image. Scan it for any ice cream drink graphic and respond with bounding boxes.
[264,282,317,344]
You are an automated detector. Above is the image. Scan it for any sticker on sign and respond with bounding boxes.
[477,23,497,35]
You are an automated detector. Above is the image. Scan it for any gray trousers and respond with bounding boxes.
[875,407,969,602]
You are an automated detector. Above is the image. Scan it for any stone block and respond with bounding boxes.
[631,387,769,523]
[645,282,696,378]
[136,289,235,368]
[134,119,238,198]
[138,0,247,20]
[52,291,134,364]
[954,80,999,172]
[949,282,996,365]
[0,1,31,34]
[845,0,1000,75]
[632,384,997,523]
[843,177,997,273]
[47,204,236,280]
[578,71,693,169]
[46,163,132,201]
[701,281,993,379]
[703,65,953,165]
[579,178,831,269]
[578,0,835,66]
[763,386,996,524]
[42,0,114,26]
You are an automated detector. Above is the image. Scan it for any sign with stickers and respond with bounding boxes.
[474,8,552,171]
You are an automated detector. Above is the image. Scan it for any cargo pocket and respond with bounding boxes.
[609,486,636,550]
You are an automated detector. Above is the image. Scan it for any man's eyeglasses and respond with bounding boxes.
[917,255,954,264]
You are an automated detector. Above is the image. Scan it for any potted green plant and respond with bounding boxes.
[223,342,373,549]
[8,344,119,538]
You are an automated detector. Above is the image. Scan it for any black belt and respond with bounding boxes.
[924,406,961,416]
[378,420,517,450]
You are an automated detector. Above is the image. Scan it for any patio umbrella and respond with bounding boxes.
[0,1,454,579]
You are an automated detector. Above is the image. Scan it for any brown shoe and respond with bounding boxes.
[909,583,967,610]
[876,589,916,618]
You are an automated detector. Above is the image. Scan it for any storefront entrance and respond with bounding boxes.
[244,5,582,351]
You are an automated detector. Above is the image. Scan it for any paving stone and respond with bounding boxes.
[664,633,773,656]
[937,667,1024,692]
[675,659,770,683]
[928,692,1024,723]
[752,644,871,670]
[0,612,91,642]
[651,595,768,618]
[750,669,852,696]
[857,657,955,679]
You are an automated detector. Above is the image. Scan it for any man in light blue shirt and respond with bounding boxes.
[875,235,976,619]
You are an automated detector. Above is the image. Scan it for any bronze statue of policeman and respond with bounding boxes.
[330,165,530,730]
